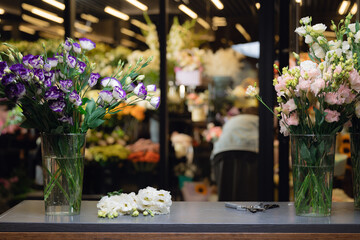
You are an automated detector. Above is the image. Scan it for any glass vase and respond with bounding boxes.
[41,133,86,215]
[290,134,336,217]
[351,133,360,209]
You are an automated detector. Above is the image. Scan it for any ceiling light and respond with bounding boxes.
[255,3,260,10]
[104,6,129,21]
[22,14,50,27]
[19,25,36,35]
[131,19,149,31]
[22,3,63,23]
[0,8,5,15]
[121,39,137,48]
[81,13,99,23]
[236,23,251,42]
[213,17,227,27]
[74,21,92,32]
[210,0,224,10]
[338,1,351,15]
[351,3,358,15]
[42,0,65,10]
[178,4,198,19]
[121,28,136,37]
[197,18,210,29]
[126,0,148,11]
[135,34,146,42]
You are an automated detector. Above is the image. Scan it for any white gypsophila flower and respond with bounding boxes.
[295,26,306,36]
[312,23,327,34]
[300,16,311,25]
[245,85,258,97]
[305,35,313,44]
[300,60,317,72]
[136,186,172,215]
[355,31,360,43]
[349,23,356,33]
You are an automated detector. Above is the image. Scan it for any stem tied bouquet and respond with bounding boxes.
[0,38,160,215]
[247,14,360,216]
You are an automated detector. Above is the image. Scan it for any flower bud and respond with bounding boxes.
[131,210,139,217]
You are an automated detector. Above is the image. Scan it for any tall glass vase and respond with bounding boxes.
[290,134,336,217]
[41,133,86,215]
[351,133,360,209]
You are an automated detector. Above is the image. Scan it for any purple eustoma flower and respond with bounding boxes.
[29,55,44,69]
[64,40,72,51]
[58,115,73,125]
[59,79,73,92]
[49,100,66,112]
[88,73,100,87]
[101,77,121,88]
[47,58,58,68]
[126,82,136,92]
[43,63,51,72]
[0,62,8,76]
[69,90,82,106]
[113,86,126,100]
[79,38,96,51]
[77,61,86,74]
[10,64,30,81]
[5,83,26,101]
[44,70,55,83]
[134,83,147,100]
[44,86,63,100]
[22,54,35,67]
[98,90,114,105]
[55,53,64,63]
[72,42,81,54]
[33,69,45,82]
[150,96,160,109]
[66,55,77,68]
[1,74,15,86]
[146,84,156,92]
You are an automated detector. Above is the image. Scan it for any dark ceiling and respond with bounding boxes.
[0,0,357,49]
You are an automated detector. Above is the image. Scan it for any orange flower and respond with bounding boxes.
[194,183,208,195]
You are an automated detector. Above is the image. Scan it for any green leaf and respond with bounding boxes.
[20,119,37,129]
[88,119,105,129]
[300,143,311,161]
[85,99,96,115]
[314,107,325,128]
[78,106,87,115]
[82,97,90,105]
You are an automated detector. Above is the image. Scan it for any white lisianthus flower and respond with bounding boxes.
[300,60,317,72]
[348,23,356,33]
[312,23,327,34]
[355,31,360,43]
[342,41,350,51]
[305,35,313,44]
[300,16,311,25]
[312,43,326,59]
[295,26,306,36]
[136,187,172,215]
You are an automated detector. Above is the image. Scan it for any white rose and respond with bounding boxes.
[300,16,311,25]
[312,23,327,34]
[355,31,360,43]
[349,23,356,33]
[305,35,313,44]
[295,26,306,36]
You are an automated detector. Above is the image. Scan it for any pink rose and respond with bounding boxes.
[281,99,297,115]
[349,69,360,92]
[310,78,325,96]
[324,109,340,123]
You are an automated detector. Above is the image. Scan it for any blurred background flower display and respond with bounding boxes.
[127,138,160,172]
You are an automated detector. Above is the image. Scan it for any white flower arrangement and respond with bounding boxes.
[97,187,172,218]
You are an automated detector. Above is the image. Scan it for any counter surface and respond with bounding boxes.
[0,200,359,233]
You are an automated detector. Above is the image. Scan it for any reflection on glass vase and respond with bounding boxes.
[41,133,86,215]
[290,134,336,217]
[351,133,360,209]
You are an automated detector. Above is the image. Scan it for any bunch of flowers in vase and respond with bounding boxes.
[0,37,159,215]
[247,15,360,216]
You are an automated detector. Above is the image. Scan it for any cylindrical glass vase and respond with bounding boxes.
[351,133,360,209]
[41,133,86,215]
[290,134,336,217]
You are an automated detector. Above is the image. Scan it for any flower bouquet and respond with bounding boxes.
[247,15,360,216]
[0,38,159,215]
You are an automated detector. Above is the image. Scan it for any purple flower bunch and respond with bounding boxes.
[0,38,159,134]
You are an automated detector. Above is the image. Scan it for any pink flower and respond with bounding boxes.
[310,78,325,96]
[349,69,360,92]
[279,119,290,137]
[281,99,297,115]
[306,68,321,80]
[324,109,340,123]
[324,92,338,105]
[275,76,287,96]
[296,78,311,92]
[334,65,342,74]
[286,112,299,126]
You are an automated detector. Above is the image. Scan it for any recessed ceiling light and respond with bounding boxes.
[210,0,224,10]
[19,25,36,35]
[178,4,198,19]
[22,3,63,23]
[197,18,210,29]
[81,14,99,23]
[121,28,136,37]
[126,0,148,11]
[131,19,150,31]
[22,14,50,27]
[255,3,260,10]
[338,0,350,15]
[351,3,358,15]
[236,23,251,42]
[42,0,65,10]
[0,8,5,15]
